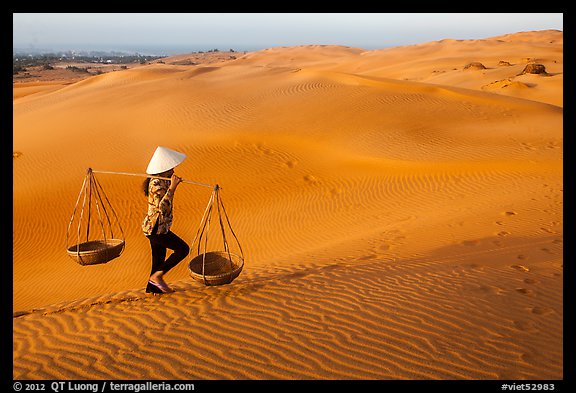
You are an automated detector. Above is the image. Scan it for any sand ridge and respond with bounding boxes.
[13,30,562,379]
[13,232,562,379]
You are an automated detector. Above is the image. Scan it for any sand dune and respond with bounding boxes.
[13,30,562,379]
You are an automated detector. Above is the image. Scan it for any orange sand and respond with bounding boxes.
[13,30,563,379]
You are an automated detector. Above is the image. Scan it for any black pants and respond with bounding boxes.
[146,230,190,276]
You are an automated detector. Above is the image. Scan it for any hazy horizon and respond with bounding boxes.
[12,43,258,56]
[13,13,563,56]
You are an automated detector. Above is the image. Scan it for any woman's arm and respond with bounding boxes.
[150,179,174,216]
[169,174,182,193]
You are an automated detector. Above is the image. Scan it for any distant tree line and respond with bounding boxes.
[13,53,167,75]
[66,65,90,73]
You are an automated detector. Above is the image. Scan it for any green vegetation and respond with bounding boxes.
[13,52,167,75]
[66,65,90,73]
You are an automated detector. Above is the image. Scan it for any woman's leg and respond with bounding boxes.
[160,231,190,274]
[147,231,190,276]
[148,238,168,276]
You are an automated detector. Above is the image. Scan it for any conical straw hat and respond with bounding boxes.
[146,146,187,174]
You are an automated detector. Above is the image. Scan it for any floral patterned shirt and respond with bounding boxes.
[142,178,175,235]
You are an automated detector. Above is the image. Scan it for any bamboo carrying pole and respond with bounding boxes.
[90,168,217,190]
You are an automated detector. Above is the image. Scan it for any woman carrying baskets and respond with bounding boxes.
[141,146,190,294]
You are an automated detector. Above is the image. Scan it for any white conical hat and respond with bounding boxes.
[146,146,187,174]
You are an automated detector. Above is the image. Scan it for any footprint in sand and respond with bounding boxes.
[380,229,407,246]
[386,229,407,241]
[303,174,319,184]
[520,142,537,150]
[513,319,538,332]
[530,306,554,316]
[540,227,556,234]
[473,284,505,295]
[520,352,538,364]
[511,264,530,272]
[329,188,343,197]
[515,288,533,295]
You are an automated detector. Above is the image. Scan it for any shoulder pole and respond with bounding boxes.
[89,168,216,189]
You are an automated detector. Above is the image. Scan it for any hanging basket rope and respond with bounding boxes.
[66,168,125,265]
[188,185,244,286]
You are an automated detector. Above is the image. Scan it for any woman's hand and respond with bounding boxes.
[169,174,182,192]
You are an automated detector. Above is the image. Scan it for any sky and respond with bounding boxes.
[13,13,564,55]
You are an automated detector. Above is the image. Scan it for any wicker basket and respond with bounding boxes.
[67,239,125,266]
[189,251,244,286]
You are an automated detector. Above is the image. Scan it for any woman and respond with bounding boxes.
[141,146,190,294]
